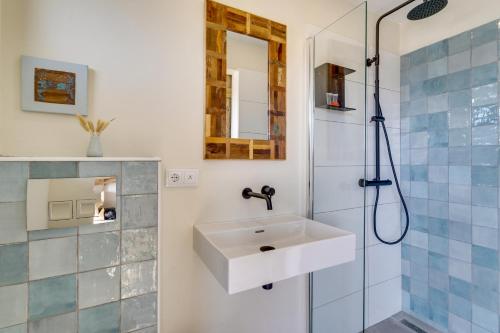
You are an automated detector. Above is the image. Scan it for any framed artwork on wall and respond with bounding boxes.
[21,56,88,115]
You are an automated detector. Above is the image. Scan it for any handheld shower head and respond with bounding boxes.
[407,0,448,20]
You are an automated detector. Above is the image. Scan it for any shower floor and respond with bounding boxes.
[364,312,443,333]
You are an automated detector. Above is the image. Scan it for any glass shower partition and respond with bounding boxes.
[308,2,368,332]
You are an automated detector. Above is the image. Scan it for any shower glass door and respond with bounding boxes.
[309,2,368,332]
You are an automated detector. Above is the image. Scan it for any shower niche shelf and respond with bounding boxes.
[315,63,356,112]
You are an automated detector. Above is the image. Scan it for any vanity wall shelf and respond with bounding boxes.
[314,63,356,112]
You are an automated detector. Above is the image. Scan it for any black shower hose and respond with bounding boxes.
[373,95,410,245]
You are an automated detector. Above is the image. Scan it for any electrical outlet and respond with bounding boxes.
[166,169,183,187]
[165,169,199,187]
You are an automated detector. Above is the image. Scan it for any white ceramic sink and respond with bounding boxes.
[193,215,355,294]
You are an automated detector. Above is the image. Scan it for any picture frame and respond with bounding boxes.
[21,56,88,116]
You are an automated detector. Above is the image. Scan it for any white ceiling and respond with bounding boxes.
[349,0,424,23]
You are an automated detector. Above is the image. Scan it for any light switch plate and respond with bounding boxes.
[165,169,199,187]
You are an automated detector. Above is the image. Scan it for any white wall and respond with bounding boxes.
[0,0,399,332]
[399,0,500,54]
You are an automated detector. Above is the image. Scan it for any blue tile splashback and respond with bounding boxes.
[401,19,500,331]
[0,160,159,332]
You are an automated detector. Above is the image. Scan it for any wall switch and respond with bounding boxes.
[183,169,199,186]
[165,169,199,187]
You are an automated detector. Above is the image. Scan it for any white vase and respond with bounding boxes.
[87,135,103,157]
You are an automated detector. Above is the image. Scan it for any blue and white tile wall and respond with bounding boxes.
[0,161,159,333]
[401,20,500,333]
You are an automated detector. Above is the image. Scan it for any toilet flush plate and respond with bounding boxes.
[193,215,356,295]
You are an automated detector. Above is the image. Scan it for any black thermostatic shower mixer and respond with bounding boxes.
[357,0,448,245]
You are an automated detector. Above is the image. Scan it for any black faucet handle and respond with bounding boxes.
[242,188,253,199]
[261,185,275,196]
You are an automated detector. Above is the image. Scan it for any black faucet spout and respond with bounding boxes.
[242,186,275,210]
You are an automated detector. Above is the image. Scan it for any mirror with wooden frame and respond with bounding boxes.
[205,0,286,160]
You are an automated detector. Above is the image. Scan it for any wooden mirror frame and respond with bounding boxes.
[204,0,287,160]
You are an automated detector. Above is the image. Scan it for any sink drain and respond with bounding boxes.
[260,246,275,291]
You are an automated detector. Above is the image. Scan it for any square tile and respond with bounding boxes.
[472,226,498,250]
[78,267,120,309]
[408,97,427,116]
[449,147,471,166]
[449,239,472,262]
[429,112,448,131]
[29,237,77,280]
[448,31,471,55]
[449,89,472,109]
[472,41,498,67]
[472,104,498,127]
[428,58,447,79]
[79,232,120,272]
[447,69,471,92]
[449,107,471,129]
[450,276,472,299]
[427,40,448,62]
[449,294,472,321]
[472,245,498,270]
[0,243,27,287]
[121,293,157,332]
[29,275,76,321]
[122,195,158,230]
[471,206,497,228]
[28,312,76,333]
[429,148,448,165]
[472,125,498,146]
[29,162,77,179]
[0,284,27,329]
[449,128,471,147]
[79,302,120,333]
[471,21,498,48]
[121,260,157,299]
[471,62,498,87]
[471,83,497,107]
[472,304,498,332]
[449,221,472,243]
[0,202,27,245]
[410,114,428,132]
[449,50,471,73]
[122,162,158,195]
[429,130,448,148]
[424,76,448,95]
[471,186,497,207]
[472,146,499,166]
[449,184,471,204]
[449,203,471,224]
[471,166,497,187]
[428,183,448,202]
[428,93,448,113]
[449,258,472,282]
[0,162,28,202]
[122,228,158,264]
[449,313,472,333]
[449,166,471,185]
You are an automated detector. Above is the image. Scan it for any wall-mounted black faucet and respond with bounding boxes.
[242,186,275,210]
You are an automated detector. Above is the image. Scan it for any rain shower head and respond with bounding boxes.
[407,0,448,20]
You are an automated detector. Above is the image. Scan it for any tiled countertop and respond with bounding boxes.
[0,157,161,162]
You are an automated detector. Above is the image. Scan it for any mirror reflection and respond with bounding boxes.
[27,176,117,230]
[226,31,269,140]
